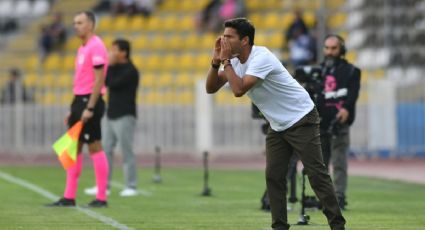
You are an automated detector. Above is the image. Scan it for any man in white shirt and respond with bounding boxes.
[205,18,345,230]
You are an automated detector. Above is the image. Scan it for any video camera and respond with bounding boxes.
[294,66,324,104]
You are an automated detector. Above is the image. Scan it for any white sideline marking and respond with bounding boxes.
[110,181,152,197]
[0,170,133,230]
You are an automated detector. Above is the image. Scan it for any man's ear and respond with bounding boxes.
[242,36,249,46]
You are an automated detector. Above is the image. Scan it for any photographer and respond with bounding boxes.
[318,35,361,210]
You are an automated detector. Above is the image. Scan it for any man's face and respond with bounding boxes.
[73,13,93,38]
[109,44,125,63]
[223,27,243,55]
[323,37,341,58]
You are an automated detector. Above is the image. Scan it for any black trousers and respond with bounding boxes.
[265,108,345,230]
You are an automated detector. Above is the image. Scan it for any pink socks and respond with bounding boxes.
[90,151,109,201]
[63,154,83,199]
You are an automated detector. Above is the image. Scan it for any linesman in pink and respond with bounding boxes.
[47,11,109,208]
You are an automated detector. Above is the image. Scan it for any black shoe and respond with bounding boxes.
[86,199,107,208]
[46,198,76,207]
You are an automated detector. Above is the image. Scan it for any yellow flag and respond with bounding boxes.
[52,121,83,169]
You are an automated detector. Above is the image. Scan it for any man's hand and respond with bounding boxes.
[220,36,232,62]
[212,36,221,64]
[336,108,349,123]
[64,112,70,125]
[81,109,93,123]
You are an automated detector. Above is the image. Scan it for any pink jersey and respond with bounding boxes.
[73,35,108,95]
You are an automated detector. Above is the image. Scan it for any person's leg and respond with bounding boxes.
[102,117,117,189]
[320,131,332,169]
[63,153,83,200]
[89,141,109,202]
[331,126,350,206]
[116,115,137,190]
[265,128,292,230]
[285,109,345,229]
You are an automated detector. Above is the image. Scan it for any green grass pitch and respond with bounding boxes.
[0,166,424,229]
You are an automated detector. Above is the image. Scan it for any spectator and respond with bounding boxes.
[38,12,67,62]
[1,68,33,104]
[285,9,308,43]
[49,12,67,52]
[288,27,316,67]
[196,0,222,32]
[38,24,53,62]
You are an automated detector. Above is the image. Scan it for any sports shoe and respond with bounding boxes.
[86,199,108,208]
[84,186,110,195]
[45,198,76,207]
[119,188,138,197]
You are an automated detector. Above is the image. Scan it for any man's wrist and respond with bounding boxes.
[211,59,220,69]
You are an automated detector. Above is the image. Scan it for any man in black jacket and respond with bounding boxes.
[85,38,140,197]
[318,34,361,210]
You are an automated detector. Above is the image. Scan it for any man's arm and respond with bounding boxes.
[206,36,228,94]
[81,66,104,123]
[337,67,361,123]
[222,61,258,97]
[107,66,138,89]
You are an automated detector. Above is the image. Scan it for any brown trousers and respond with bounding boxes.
[265,108,345,230]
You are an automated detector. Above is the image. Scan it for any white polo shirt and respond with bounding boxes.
[231,45,314,131]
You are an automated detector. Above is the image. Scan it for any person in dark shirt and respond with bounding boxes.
[318,34,361,210]
[1,68,33,104]
[84,38,140,197]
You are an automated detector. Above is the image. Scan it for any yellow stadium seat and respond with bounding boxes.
[195,53,211,70]
[97,16,113,33]
[269,32,284,49]
[140,72,157,89]
[345,51,357,64]
[282,13,295,30]
[43,54,62,71]
[178,15,195,31]
[60,92,73,104]
[255,32,267,46]
[150,35,167,50]
[145,55,161,71]
[249,13,262,28]
[65,37,81,51]
[162,54,178,70]
[175,89,194,105]
[303,11,317,28]
[57,73,72,88]
[26,55,40,71]
[132,56,144,70]
[133,35,148,50]
[264,13,281,30]
[167,35,184,50]
[184,33,200,49]
[179,53,195,70]
[174,72,194,88]
[129,16,146,32]
[158,72,173,87]
[40,90,57,105]
[200,33,216,50]
[63,55,75,71]
[145,16,161,31]
[327,12,347,29]
[23,73,38,87]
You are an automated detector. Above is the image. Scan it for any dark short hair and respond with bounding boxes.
[77,11,96,26]
[113,39,131,59]
[224,18,255,46]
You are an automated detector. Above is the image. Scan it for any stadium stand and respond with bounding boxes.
[1,0,351,107]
